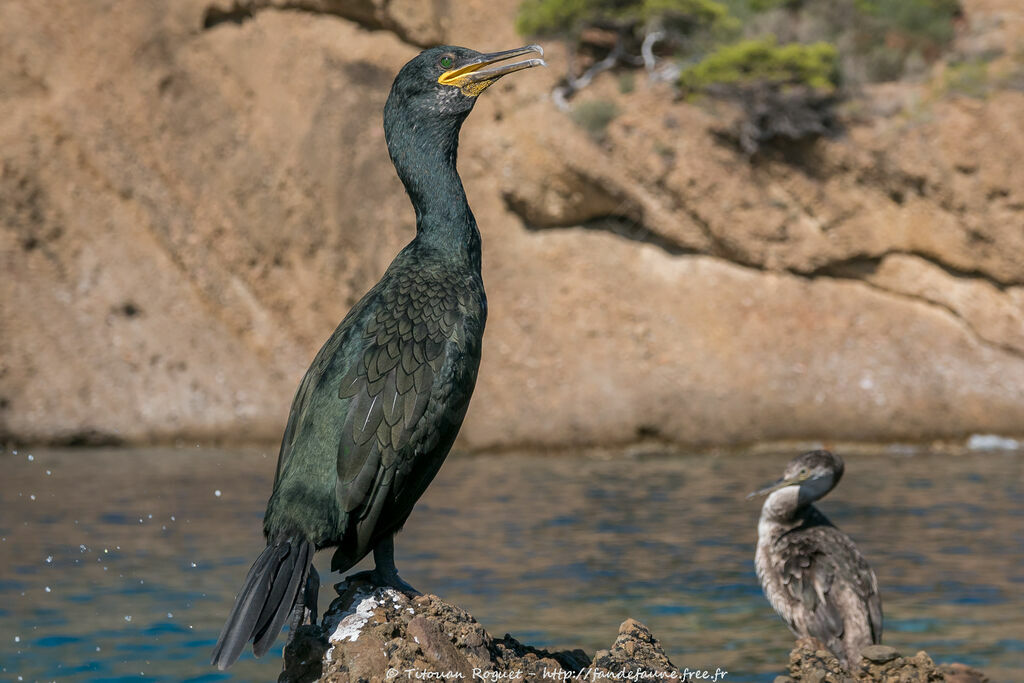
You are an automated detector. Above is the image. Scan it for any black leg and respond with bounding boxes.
[340,535,420,594]
[371,535,419,594]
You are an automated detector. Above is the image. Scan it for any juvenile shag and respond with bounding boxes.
[749,450,883,668]
[210,44,545,671]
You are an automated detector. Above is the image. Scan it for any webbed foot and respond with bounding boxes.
[370,567,419,594]
[340,568,419,594]
[337,535,421,595]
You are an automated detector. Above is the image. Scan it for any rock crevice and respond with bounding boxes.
[200,0,446,47]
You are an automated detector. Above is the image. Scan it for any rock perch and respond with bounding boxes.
[280,579,679,682]
[280,579,990,683]
[782,637,990,683]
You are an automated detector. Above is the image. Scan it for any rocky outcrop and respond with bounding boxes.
[783,638,990,683]
[280,580,676,682]
[2,0,1023,449]
[279,584,989,683]
[200,0,448,46]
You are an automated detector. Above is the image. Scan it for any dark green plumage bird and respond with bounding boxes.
[210,43,545,671]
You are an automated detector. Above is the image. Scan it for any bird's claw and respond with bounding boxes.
[339,569,420,595]
[374,570,420,595]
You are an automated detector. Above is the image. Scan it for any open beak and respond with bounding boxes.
[746,476,800,500]
[439,44,546,96]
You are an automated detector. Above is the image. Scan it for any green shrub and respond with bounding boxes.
[855,0,960,49]
[639,0,734,27]
[570,99,621,136]
[516,0,734,37]
[745,0,804,11]
[704,0,962,83]
[943,58,990,98]
[824,0,961,81]
[676,37,841,155]
[516,0,589,36]
[517,0,961,144]
[678,37,839,93]
[618,70,637,93]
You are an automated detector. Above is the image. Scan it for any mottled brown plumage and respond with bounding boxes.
[752,450,883,668]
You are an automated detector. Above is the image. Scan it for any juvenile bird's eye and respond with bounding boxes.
[440,55,453,68]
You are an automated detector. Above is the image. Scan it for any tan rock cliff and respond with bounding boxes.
[1,0,1022,448]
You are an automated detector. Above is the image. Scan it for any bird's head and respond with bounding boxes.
[747,449,845,507]
[386,44,545,120]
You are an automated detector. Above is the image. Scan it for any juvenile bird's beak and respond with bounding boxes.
[746,476,799,500]
[439,44,546,96]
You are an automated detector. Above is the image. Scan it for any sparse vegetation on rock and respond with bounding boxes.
[516,0,735,105]
[516,0,962,84]
[678,38,839,93]
[678,38,841,154]
[4,0,1024,449]
[516,0,963,151]
[570,98,621,137]
[516,0,734,38]
[943,55,991,97]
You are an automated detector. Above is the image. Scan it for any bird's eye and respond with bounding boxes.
[440,55,453,69]
[799,468,807,476]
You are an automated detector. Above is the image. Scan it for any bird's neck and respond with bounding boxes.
[760,487,805,525]
[385,110,481,268]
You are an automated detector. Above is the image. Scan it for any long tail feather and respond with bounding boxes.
[253,540,312,656]
[210,537,314,670]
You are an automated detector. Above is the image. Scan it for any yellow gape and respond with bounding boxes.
[438,45,545,98]
[438,65,498,97]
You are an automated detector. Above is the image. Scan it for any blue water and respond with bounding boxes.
[1,447,1022,681]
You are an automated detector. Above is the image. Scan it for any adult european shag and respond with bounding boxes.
[749,450,883,668]
[210,44,545,671]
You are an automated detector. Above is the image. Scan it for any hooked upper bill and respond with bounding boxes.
[746,472,809,500]
[439,44,545,97]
